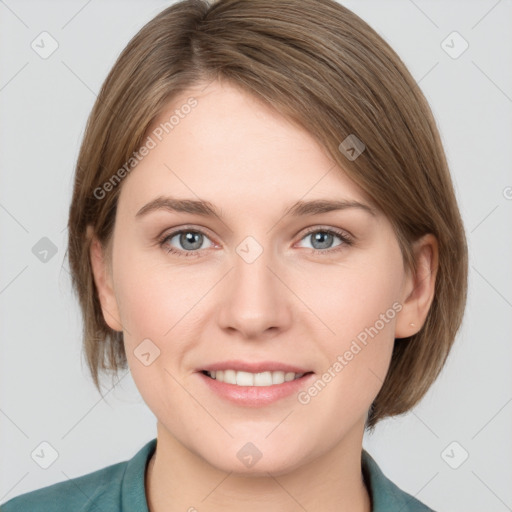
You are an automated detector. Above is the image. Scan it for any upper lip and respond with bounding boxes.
[199,360,313,374]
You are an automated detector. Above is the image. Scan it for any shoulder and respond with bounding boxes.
[0,462,126,512]
[0,439,156,512]
[362,449,437,512]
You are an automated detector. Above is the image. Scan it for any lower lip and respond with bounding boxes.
[197,372,315,407]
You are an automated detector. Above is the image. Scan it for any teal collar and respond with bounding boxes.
[123,439,434,511]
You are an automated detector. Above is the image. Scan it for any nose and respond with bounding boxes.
[216,243,293,340]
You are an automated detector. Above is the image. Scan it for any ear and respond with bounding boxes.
[87,225,123,332]
[395,234,438,338]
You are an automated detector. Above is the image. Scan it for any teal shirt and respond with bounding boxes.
[1,439,435,511]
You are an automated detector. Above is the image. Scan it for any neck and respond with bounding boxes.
[146,421,371,512]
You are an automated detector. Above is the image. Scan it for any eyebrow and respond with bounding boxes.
[135,196,376,219]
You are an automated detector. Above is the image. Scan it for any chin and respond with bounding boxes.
[198,437,310,477]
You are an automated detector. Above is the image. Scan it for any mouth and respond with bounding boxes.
[196,361,316,406]
[200,369,313,387]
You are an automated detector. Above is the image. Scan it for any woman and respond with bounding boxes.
[1,0,467,510]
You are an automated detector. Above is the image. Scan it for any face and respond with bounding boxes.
[94,79,418,475]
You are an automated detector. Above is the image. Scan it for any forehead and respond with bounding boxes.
[119,80,374,215]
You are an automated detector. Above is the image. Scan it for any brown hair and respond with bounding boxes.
[66,0,468,429]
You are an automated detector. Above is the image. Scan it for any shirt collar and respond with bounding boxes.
[362,449,434,511]
[121,439,432,512]
[121,438,156,512]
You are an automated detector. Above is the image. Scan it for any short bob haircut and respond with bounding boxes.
[67,0,468,430]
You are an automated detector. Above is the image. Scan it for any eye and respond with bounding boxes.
[158,226,353,258]
[297,227,353,254]
[159,228,214,257]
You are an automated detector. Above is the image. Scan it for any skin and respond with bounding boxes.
[89,79,438,512]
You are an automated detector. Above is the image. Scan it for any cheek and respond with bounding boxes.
[111,250,217,397]
[112,254,201,422]
[304,252,403,342]
[301,249,403,407]
[113,249,213,343]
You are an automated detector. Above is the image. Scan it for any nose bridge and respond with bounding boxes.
[235,242,274,298]
[217,234,290,337]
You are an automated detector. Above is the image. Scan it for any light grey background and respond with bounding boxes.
[1,1,511,510]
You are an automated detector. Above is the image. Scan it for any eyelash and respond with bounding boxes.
[157,226,354,258]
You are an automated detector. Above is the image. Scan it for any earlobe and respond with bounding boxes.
[395,234,438,339]
[87,226,123,332]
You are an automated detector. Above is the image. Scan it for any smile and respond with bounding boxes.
[202,369,306,387]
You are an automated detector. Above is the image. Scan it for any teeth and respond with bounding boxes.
[205,369,305,386]
[236,370,254,386]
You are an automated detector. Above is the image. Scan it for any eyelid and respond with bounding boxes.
[157,224,218,244]
[299,225,354,241]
